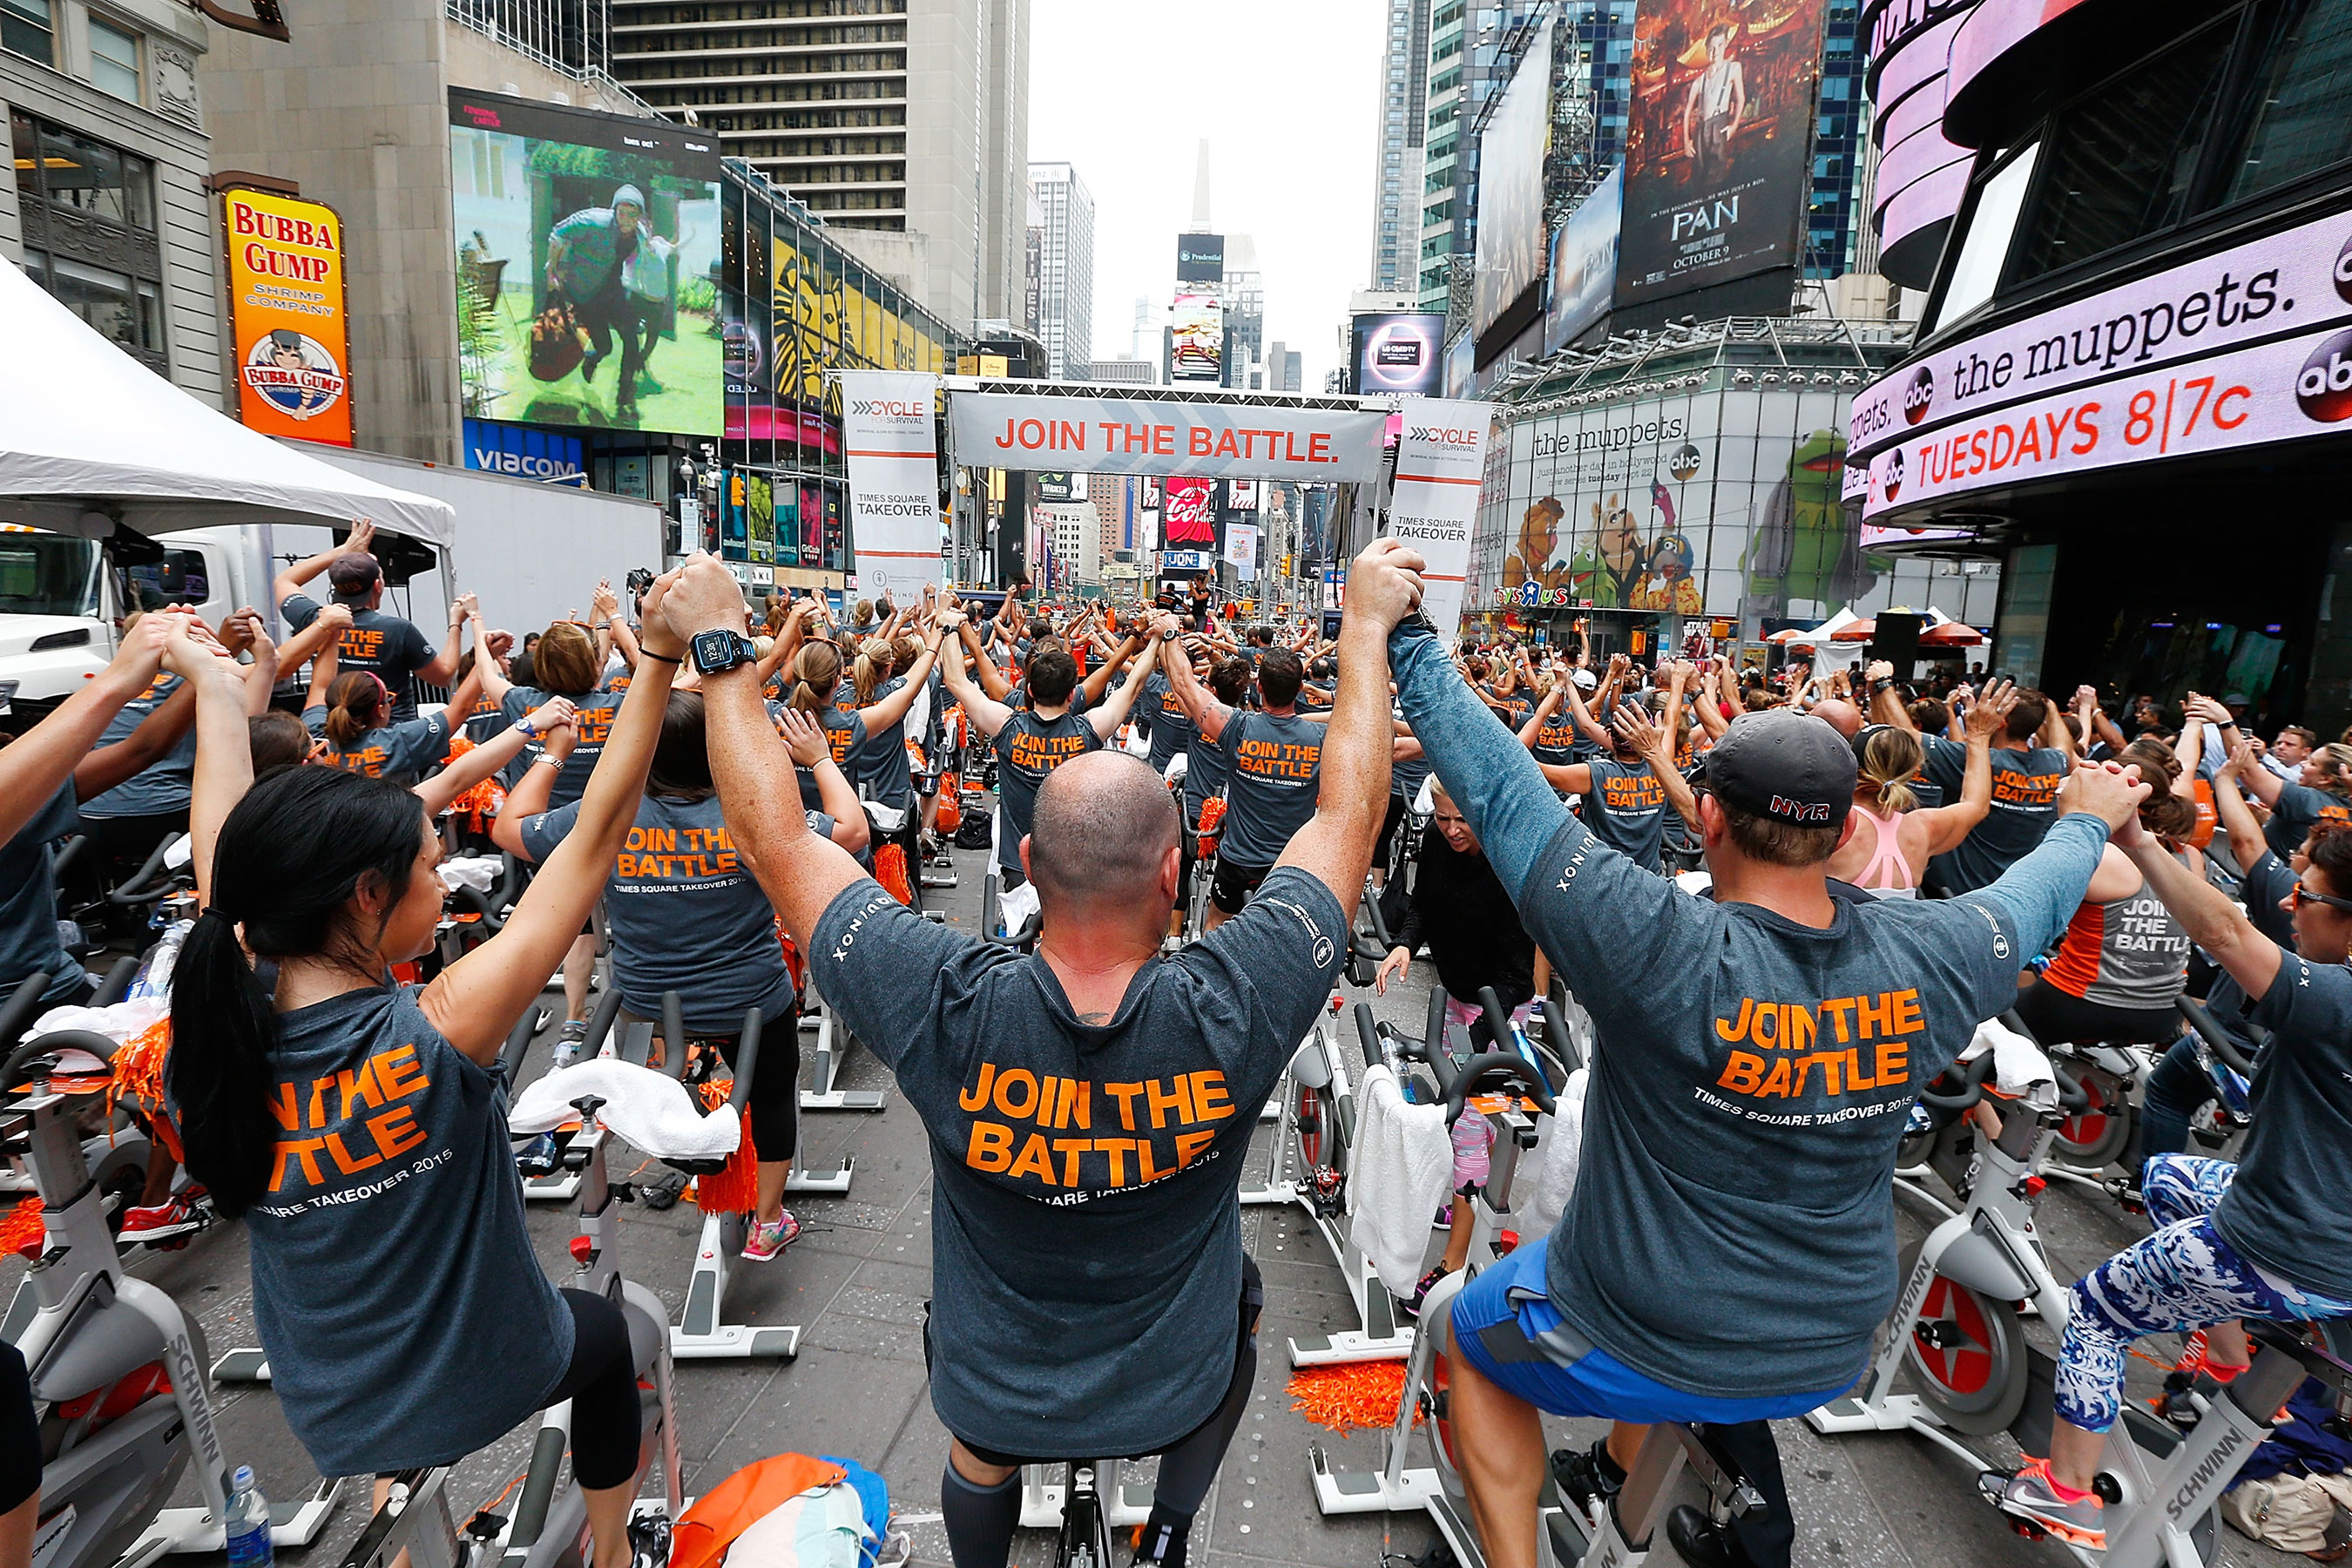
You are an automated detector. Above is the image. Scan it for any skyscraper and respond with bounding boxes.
[1369,0,1430,292]
[1220,233,1263,390]
[1026,161,1094,381]
[607,0,1030,329]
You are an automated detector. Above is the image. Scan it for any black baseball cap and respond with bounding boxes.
[1702,708,1856,830]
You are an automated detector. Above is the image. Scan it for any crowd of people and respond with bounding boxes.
[0,526,2341,1568]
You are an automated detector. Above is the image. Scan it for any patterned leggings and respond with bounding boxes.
[2056,1154,2352,1431]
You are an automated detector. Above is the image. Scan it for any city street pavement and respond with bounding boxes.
[11,836,2302,1568]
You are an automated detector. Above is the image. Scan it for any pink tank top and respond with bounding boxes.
[1848,801,1919,896]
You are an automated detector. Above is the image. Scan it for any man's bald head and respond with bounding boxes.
[1812,699,1863,739]
[1028,751,1180,912]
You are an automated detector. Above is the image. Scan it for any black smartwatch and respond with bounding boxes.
[689,629,758,676]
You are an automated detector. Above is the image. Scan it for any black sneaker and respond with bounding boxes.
[625,1515,672,1568]
[1666,1504,1748,1568]
[1551,1438,1624,1517]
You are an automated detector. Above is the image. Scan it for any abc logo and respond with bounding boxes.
[2295,327,2352,422]
[1903,366,1934,425]
[1881,449,1904,502]
[2336,233,2352,305]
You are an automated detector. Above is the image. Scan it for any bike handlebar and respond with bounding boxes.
[105,833,189,906]
[1915,1051,1997,1114]
[1443,1051,1558,1124]
[2177,994,2259,1078]
[729,1008,762,1111]
[1,1029,127,1092]
[0,974,53,1064]
[1354,1003,1383,1071]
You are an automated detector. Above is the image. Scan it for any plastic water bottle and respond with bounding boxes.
[224,1466,273,1568]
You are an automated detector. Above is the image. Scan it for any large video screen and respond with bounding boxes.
[1353,312,1447,396]
[1617,0,1828,310]
[1544,166,1621,355]
[1171,291,1224,382]
[1471,18,1555,346]
[450,89,724,436]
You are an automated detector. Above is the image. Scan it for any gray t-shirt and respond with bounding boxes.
[303,705,450,787]
[503,684,627,810]
[2264,781,2351,859]
[519,794,794,1034]
[2229,956,2352,1300]
[2243,849,2298,948]
[1214,711,1323,868]
[992,708,1101,875]
[0,784,84,1004]
[1518,806,2106,1397]
[1138,672,1196,775]
[857,676,915,810]
[79,672,193,819]
[811,865,1346,1456]
[1578,755,1668,870]
[1922,737,2068,895]
[246,983,571,1475]
[281,593,434,723]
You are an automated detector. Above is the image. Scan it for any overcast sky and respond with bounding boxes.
[1028,0,1382,394]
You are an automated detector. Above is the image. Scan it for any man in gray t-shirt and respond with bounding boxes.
[1161,641,1328,930]
[1389,618,2145,1568]
[656,541,1425,1568]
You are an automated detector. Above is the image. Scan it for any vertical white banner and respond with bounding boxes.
[1224,521,1260,582]
[1389,397,1494,637]
[841,370,943,600]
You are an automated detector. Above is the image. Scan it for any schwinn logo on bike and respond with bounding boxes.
[848,398,929,421]
[2167,1424,2248,1520]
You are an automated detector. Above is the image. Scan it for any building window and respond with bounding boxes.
[1,0,52,64]
[89,16,140,101]
[2223,0,2352,204]
[10,110,166,372]
[2010,21,2233,284]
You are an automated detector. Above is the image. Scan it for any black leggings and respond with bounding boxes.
[936,1259,1263,1568]
[545,1288,641,1491]
[632,1013,800,1160]
[0,1342,37,1514]
[2013,981,2180,1048]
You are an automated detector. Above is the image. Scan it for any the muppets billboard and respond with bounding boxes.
[1478,385,1997,629]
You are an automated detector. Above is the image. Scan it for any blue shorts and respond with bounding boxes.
[1448,1242,1852,1423]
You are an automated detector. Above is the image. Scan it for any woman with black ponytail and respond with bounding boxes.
[164,576,687,1568]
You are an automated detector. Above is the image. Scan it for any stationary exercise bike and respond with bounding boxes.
[0,972,341,1568]
[1237,884,1418,1367]
[336,1012,689,1568]
[1315,996,1761,1568]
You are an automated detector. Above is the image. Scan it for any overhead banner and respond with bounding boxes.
[223,187,355,446]
[1388,398,1495,635]
[949,393,1389,482]
[840,370,943,600]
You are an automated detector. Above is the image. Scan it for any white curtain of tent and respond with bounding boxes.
[0,258,454,546]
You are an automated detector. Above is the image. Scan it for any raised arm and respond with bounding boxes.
[666,558,869,944]
[936,611,1014,740]
[157,617,253,908]
[1561,671,1613,747]
[3,613,172,837]
[422,572,681,1064]
[2239,744,2288,808]
[72,680,198,801]
[1617,703,1700,835]
[1158,623,1233,742]
[1518,681,1564,752]
[273,517,370,611]
[418,592,470,686]
[1918,679,2011,855]
[1271,542,1410,907]
[2114,794,2281,1000]
[777,707,870,855]
[1078,630,1146,707]
[1085,632,1159,740]
[961,618,1014,702]
[856,635,943,732]
[488,720,572,861]
[2210,741,2271,873]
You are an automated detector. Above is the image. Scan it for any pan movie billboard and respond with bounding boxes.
[450,89,724,436]
[1617,0,1828,309]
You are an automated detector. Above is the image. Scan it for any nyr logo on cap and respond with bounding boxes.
[1767,794,1833,822]
[1903,366,1935,426]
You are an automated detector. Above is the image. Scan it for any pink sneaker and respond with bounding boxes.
[742,1211,801,1261]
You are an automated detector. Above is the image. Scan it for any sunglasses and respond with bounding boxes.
[2289,879,2352,914]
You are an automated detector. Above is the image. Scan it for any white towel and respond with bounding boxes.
[437,855,502,894]
[1515,1067,1589,1243]
[995,876,1040,937]
[1346,1063,1455,1298]
[30,994,166,1049]
[1961,1017,2057,1100]
[510,1058,740,1160]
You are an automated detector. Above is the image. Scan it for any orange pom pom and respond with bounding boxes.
[875,843,915,907]
[691,1077,759,1214]
[0,1196,44,1258]
[1287,1361,1416,1436]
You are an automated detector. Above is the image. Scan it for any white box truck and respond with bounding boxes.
[0,445,663,724]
